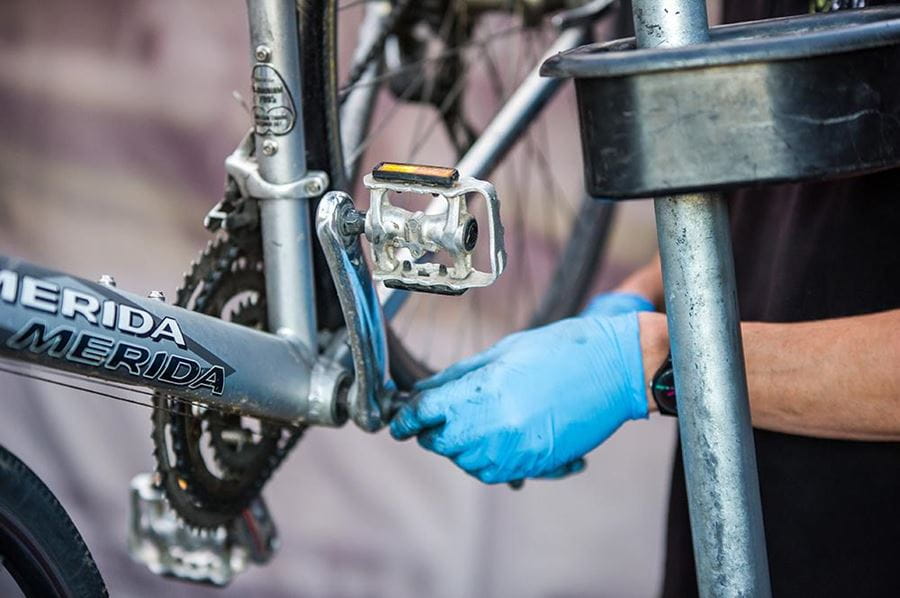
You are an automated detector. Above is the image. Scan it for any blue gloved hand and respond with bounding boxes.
[580,291,654,318]
[390,311,650,484]
[533,292,655,479]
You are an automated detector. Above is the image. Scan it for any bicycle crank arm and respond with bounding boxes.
[316,164,506,432]
[317,191,392,431]
[0,255,346,426]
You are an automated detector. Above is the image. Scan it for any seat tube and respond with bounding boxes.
[245,0,318,347]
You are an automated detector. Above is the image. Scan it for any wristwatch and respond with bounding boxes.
[651,352,677,416]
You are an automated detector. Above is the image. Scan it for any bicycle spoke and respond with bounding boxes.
[346,67,431,167]
[339,6,611,372]
[405,1,459,160]
[405,59,472,158]
[338,23,527,96]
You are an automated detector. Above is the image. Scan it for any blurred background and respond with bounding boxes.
[0,1,684,596]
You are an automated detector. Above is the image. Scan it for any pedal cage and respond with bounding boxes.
[363,164,506,295]
[127,473,277,586]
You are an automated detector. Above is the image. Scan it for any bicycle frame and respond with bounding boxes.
[0,1,340,428]
[0,0,607,431]
[0,255,317,423]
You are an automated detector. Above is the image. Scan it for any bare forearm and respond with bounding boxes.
[638,310,900,441]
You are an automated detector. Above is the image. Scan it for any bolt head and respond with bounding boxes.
[148,290,166,302]
[305,179,323,195]
[254,45,272,62]
[98,274,117,287]
[261,139,278,157]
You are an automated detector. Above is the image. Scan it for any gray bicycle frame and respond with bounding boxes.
[0,0,596,427]
[0,255,316,423]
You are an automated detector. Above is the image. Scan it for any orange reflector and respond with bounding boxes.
[372,162,459,186]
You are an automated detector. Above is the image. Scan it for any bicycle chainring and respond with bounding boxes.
[151,231,304,529]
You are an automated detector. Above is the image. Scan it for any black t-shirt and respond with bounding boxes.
[661,2,900,597]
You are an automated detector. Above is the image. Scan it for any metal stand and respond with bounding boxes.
[630,2,772,596]
[544,3,900,594]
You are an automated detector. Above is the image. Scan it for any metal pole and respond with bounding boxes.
[247,0,319,347]
[630,1,772,596]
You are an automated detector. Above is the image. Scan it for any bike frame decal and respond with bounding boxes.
[1,269,187,347]
[252,64,296,136]
[0,255,314,423]
[1,266,226,395]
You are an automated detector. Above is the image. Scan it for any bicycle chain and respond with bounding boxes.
[151,231,304,529]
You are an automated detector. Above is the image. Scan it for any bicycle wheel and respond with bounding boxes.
[150,1,613,528]
[328,1,617,385]
[0,444,107,597]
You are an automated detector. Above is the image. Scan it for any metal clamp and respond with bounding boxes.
[225,132,329,201]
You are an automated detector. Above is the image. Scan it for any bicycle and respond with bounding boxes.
[0,0,619,592]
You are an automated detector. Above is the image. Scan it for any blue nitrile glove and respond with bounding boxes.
[390,311,650,484]
[539,292,653,478]
[580,291,654,318]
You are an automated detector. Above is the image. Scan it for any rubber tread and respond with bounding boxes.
[0,444,107,597]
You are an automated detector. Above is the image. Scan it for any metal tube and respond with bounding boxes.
[631,0,711,46]
[0,256,312,424]
[654,195,771,598]
[247,0,318,346]
[631,1,772,596]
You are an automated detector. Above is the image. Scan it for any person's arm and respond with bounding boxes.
[390,254,900,484]
[619,254,900,440]
[638,309,900,441]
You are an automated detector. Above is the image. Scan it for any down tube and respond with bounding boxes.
[0,255,312,424]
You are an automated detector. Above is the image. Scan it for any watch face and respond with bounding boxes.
[652,356,677,416]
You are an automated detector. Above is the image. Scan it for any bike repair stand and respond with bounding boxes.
[545,2,900,595]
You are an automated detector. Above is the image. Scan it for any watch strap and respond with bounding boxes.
[651,351,677,416]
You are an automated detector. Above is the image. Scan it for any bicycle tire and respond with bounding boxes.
[318,3,616,386]
[0,444,107,598]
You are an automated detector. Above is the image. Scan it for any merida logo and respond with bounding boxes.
[0,269,225,395]
[0,269,185,347]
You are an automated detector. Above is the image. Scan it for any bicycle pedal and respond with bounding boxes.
[127,473,277,586]
[362,162,506,295]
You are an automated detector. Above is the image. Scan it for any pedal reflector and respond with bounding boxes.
[372,162,459,187]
